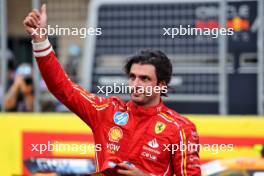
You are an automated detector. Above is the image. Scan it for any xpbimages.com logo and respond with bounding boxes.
[30,141,102,154]
[96,83,168,96]
[31,25,102,38]
[163,142,234,155]
[162,25,234,38]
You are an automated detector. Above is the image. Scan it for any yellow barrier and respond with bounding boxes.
[190,115,264,161]
[0,113,264,176]
[0,113,91,176]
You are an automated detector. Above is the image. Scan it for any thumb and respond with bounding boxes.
[40,4,46,16]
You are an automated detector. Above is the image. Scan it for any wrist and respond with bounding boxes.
[32,37,53,57]
[32,35,47,43]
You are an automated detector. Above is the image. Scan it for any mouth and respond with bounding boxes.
[132,92,142,97]
[131,89,145,97]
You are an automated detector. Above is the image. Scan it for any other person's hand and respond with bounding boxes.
[116,162,151,176]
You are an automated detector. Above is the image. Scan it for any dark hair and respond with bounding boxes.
[124,49,172,96]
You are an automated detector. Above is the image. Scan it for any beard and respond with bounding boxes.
[130,92,156,106]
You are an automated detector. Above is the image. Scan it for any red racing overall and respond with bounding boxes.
[32,38,201,176]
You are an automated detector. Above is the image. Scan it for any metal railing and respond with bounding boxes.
[1,0,263,115]
[82,0,229,114]
[257,0,264,115]
[0,0,7,112]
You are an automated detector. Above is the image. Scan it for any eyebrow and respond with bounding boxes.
[139,75,150,79]
[129,72,151,79]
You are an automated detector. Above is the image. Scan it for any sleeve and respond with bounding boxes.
[172,123,201,176]
[32,38,110,130]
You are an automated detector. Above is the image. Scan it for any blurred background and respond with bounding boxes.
[0,0,264,175]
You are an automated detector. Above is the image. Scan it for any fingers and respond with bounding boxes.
[14,76,24,87]
[116,163,135,176]
[23,11,40,28]
[117,169,133,176]
[117,163,134,170]
[116,163,148,176]
[27,16,38,28]
[15,76,24,83]
[40,4,46,16]
[23,17,33,29]
[23,4,47,41]
[32,9,41,19]
[31,10,41,23]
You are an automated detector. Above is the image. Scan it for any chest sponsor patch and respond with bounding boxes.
[154,121,166,134]
[141,151,157,161]
[108,126,123,143]
[113,111,129,126]
[106,143,120,153]
[147,138,159,149]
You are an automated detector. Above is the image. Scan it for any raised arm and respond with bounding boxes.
[23,4,109,129]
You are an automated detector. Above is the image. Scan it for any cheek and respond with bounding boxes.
[128,80,133,86]
[144,82,157,88]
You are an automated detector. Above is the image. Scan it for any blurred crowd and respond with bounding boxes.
[5,63,34,111]
[0,49,35,112]
[0,43,82,112]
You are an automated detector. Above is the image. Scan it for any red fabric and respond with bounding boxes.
[35,51,201,176]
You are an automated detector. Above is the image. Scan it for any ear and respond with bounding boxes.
[158,81,168,92]
[158,81,168,96]
[158,80,167,87]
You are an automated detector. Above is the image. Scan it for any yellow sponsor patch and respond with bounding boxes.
[108,126,123,142]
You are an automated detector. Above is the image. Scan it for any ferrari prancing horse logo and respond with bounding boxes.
[155,121,166,134]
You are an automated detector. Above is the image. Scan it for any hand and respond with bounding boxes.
[116,163,151,176]
[13,76,25,89]
[23,4,47,42]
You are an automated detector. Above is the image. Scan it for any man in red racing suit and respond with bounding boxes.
[24,4,201,176]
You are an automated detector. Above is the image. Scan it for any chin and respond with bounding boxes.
[132,100,146,106]
[131,95,145,104]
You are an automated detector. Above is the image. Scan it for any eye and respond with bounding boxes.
[129,73,136,80]
[140,75,150,82]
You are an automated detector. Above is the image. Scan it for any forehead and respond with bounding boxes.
[130,64,156,76]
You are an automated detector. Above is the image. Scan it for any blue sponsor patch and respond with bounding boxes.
[113,111,129,126]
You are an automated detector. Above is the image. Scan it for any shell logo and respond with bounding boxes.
[108,126,123,143]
